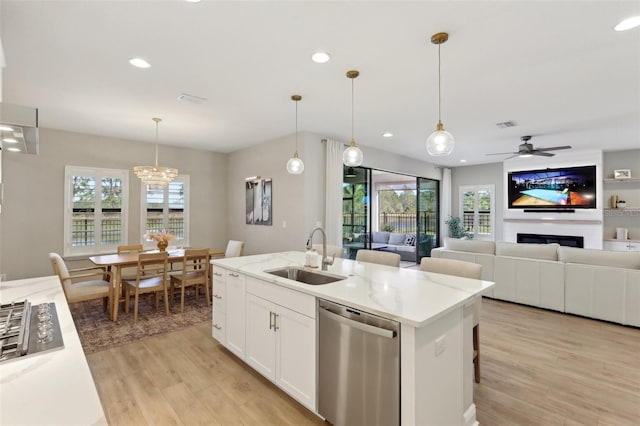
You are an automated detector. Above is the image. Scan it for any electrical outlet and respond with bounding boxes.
[435,334,447,356]
[0,273,6,282]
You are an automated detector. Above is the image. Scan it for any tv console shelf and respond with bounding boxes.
[602,176,639,250]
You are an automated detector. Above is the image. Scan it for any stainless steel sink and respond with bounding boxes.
[265,266,346,285]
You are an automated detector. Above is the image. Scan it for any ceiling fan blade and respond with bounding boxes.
[486,152,517,156]
[503,154,520,160]
[532,151,555,157]
[536,145,572,152]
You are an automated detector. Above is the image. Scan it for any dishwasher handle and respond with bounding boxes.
[319,306,397,339]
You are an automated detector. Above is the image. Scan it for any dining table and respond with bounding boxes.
[89,248,224,321]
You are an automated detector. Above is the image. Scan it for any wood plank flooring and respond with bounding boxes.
[86,299,640,425]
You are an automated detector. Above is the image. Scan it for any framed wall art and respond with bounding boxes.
[245,177,272,226]
[613,169,631,179]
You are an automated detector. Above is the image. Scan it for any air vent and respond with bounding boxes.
[177,93,207,104]
[496,121,516,128]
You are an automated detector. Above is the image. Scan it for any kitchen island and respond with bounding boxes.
[0,276,106,425]
[211,251,494,426]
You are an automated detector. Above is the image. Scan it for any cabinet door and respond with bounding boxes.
[225,271,246,359]
[276,305,316,410]
[246,294,277,380]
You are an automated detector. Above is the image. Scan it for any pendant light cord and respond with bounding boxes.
[351,76,355,141]
[295,99,299,153]
[154,120,159,167]
[437,42,442,124]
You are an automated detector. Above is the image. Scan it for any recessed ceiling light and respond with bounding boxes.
[615,16,640,31]
[6,147,22,152]
[2,138,18,143]
[185,0,201,2]
[460,159,467,163]
[311,51,331,64]
[129,58,151,69]
[0,125,14,132]
[382,132,393,138]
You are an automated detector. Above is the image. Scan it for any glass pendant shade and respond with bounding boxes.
[133,118,178,189]
[343,141,363,167]
[286,152,304,174]
[426,121,455,156]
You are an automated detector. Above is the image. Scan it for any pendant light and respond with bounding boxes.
[426,32,455,156]
[343,70,363,167]
[133,118,178,190]
[286,95,304,175]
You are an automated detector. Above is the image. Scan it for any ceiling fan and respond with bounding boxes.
[486,136,572,159]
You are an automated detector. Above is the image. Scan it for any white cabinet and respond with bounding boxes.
[603,240,640,252]
[245,277,316,411]
[211,267,226,343]
[225,270,246,360]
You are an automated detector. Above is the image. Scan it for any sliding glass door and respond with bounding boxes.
[417,177,439,261]
[343,166,371,259]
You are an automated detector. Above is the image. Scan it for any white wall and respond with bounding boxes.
[0,128,228,280]
[226,131,325,255]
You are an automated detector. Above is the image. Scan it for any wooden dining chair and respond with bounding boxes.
[123,251,169,322]
[420,257,482,383]
[169,248,210,313]
[49,252,112,312]
[355,249,400,267]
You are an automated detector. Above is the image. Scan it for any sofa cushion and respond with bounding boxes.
[444,238,495,254]
[388,233,406,245]
[496,241,559,261]
[404,233,416,246]
[558,246,640,270]
[372,231,390,244]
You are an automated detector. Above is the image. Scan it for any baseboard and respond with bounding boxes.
[463,403,479,426]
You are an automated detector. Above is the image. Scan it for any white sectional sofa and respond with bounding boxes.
[432,238,640,327]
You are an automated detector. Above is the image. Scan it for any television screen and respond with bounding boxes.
[507,165,597,209]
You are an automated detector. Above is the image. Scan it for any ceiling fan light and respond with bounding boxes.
[519,153,533,158]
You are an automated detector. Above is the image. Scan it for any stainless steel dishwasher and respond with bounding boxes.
[318,299,400,426]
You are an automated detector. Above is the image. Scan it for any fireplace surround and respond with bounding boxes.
[517,233,584,248]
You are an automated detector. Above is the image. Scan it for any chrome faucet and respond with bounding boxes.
[306,226,334,271]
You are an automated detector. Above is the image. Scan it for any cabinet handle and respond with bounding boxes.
[230,273,240,277]
[213,294,222,299]
[213,324,222,330]
[269,311,274,330]
[214,272,222,277]
[274,313,280,331]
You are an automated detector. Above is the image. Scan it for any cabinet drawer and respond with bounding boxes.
[246,276,316,318]
[212,311,225,343]
[212,267,226,283]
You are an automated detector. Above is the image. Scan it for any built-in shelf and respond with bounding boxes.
[604,238,640,243]
[503,218,602,224]
[604,208,640,217]
[604,178,640,183]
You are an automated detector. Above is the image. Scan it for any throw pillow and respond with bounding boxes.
[404,233,416,246]
[388,233,406,245]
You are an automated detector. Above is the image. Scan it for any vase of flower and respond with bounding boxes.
[144,230,175,252]
[157,240,168,252]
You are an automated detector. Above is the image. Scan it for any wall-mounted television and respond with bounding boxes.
[507,165,597,209]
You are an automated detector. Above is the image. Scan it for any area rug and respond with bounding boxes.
[69,292,211,354]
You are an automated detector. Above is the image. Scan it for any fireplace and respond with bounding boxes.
[517,233,584,248]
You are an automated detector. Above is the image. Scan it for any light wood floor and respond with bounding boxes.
[86,299,640,425]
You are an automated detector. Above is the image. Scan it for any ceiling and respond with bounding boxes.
[2,1,639,167]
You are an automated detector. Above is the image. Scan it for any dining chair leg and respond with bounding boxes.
[133,290,140,322]
[124,286,130,314]
[163,287,170,316]
[180,285,186,313]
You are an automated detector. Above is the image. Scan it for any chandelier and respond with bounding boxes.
[133,117,178,190]
[426,32,455,156]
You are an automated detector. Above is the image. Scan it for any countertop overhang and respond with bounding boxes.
[212,251,494,328]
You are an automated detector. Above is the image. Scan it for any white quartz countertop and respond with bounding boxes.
[212,251,494,327]
[0,275,107,426]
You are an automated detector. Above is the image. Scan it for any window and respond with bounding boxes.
[64,166,129,256]
[460,185,495,240]
[141,176,189,248]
